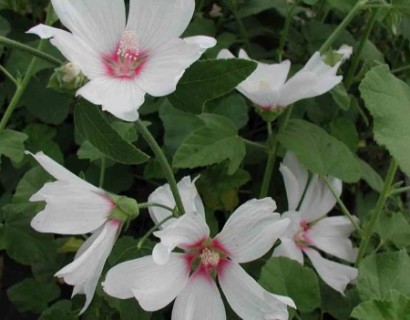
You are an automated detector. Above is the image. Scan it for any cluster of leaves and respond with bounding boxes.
[1,0,410,319]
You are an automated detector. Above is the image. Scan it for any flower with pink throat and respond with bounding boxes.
[27,151,122,314]
[27,0,216,121]
[272,152,358,294]
[217,46,351,112]
[103,190,295,319]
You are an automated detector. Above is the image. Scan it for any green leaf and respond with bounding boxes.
[277,119,361,182]
[7,278,60,314]
[357,251,410,301]
[321,285,360,320]
[357,159,384,193]
[360,65,410,177]
[169,59,257,113]
[0,129,28,163]
[375,212,410,247]
[40,300,77,320]
[259,257,321,313]
[173,114,246,174]
[330,84,351,111]
[74,102,149,165]
[352,291,410,320]
[206,94,249,130]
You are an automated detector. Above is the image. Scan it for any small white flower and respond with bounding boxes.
[217,47,349,111]
[104,182,295,319]
[27,152,120,313]
[27,0,216,121]
[272,152,358,294]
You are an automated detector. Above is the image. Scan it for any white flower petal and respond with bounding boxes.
[136,38,209,97]
[272,239,304,265]
[148,176,205,227]
[304,248,358,294]
[309,216,358,262]
[280,152,308,211]
[50,0,125,54]
[103,253,189,311]
[55,221,119,314]
[299,175,342,222]
[26,151,99,192]
[217,49,235,59]
[30,181,112,234]
[215,198,290,263]
[219,261,295,320]
[27,24,104,79]
[183,36,217,53]
[76,77,144,122]
[172,272,226,320]
[153,213,210,265]
[127,0,195,50]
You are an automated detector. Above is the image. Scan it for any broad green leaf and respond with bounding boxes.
[259,257,321,313]
[7,278,60,314]
[173,114,246,174]
[357,159,384,193]
[74,102,149,165]
[24,124,63,163]
[236,0,278,18]
[360,65,410,177]
[330,117,359,152]
[352,291,410,320]
[0,129,28,163]
[77,141,103,161]
[375,212,410,247]
[169,59,257,113]
[321,285,360,320]
[206,94,249,130]
[357,251,410,301]
[277,119,361,182]
[40,300,77,320]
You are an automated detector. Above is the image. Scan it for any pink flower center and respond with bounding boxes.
[294,220,312,249]
[103,31,147,79]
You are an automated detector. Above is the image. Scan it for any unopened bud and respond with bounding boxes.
[48,62,85,93]
[108,195,140,222]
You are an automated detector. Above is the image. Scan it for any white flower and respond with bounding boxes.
[103,196,295,319]
[217,46,349,111]
[272,152,358,294]
[27,152,120,313]
[27,0,216,121]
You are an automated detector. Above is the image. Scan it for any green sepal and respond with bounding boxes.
[256,107,286,122]
[108,195,140,223]
[48,63,85,94]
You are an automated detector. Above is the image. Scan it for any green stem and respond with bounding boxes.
[392,64,410,74]
[0,65,18,86]
[356,159,398,265]
[135,120,185,215]
[259,122,276,198]
[390,185,410,196]
[241,138,268,151]
[0,35,63,66]
[99,157,106,188]
[323,176,361,233]
[319,0,368,53]
[137,215,174,249]
[278,1,297,62]
[345,9,378,89]
[138,202,174,212]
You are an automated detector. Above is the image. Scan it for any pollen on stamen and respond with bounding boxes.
[117,30,140,61]
[200,248,220,267]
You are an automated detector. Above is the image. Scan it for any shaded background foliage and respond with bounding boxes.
[1,0,410,319]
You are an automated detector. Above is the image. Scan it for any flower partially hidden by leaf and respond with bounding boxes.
[217,45,351,118]
[272,152,358,294]
[26,151,132,314]
[48,62,85,93]
[27,0,216,121]
[103,179,295,319]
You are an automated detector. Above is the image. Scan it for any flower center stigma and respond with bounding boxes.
[200,247,220,267]
[294,220,312,249]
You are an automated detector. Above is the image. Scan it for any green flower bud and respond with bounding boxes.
[48,62,85,93]
[256,106,286,122]
[108,195,139,222]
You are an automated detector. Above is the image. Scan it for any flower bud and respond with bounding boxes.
[48,62,85,93]
[323,44,353,67]
[108,195,140,222]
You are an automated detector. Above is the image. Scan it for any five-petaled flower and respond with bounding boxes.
[272,152,358,294]
[103,179,295,320]
[28,0,216,121]
[27,152,121,314]
[217,46,352,112]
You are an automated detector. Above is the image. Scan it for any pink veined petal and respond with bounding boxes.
[172,272,226,320]
[103,253,189,311]
[309,216,358,262]
[304,248,358,295]
[26,151,100,192]
[153,213,210,265]
[135,38,211,97]
[27,24,105,79]
[272,239,304,265]
[148,176,205,228]
[55,221,120,314]
[215,198,290,263]
[127,0,195,50]
[280,151,309,211]
[30,181,112,235]
[76,77,144,122]
[219,260,295,320]
[299,175,342,222]
[50,0,125,54]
